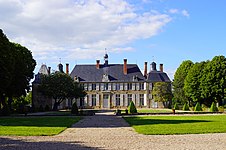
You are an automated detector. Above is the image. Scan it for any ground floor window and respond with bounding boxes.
[92,94,96,106]
[128,94,132,106]
[116,94,120,106]
[80,97,84,106]
[140,94,144,106]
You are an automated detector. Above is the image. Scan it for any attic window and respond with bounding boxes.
[102,74,110,82]
[133,75,138,81]
[74,76,79,82]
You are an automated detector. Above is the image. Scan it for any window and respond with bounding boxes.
[140,94,144,106]
[116,94,120,106]
[115,83,120,90]
[84,83,88,90]
[140,83,144,90]
[128,83,132,90]
[92,84,96,90]
[92,94,96,106]
[104,83,108,90]
[128,94,132,106]
[80,97,84,106]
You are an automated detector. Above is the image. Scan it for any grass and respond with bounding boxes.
[124,115,226,135]
[0,116,80,136]
[137,109,172,113]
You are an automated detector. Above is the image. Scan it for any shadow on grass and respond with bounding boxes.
[0,137,103,150]
[124,117,211,126]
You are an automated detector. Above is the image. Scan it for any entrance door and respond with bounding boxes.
[103,94,109,108]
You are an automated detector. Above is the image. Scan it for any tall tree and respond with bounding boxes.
[184,61,207,104]
[0,29,36,114]
[152,82,172,107]
[200,56,226,106]
[39,72,85,110]
[173,60,194,104]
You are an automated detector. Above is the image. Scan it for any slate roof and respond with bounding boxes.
[70,64,145,82]
[146,71,171,82]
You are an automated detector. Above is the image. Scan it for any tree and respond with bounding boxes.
[128,101,137,114]
[0,29,36,115]
[39,72,85,110]
[173,60,194,104]
[152,82,172,107]
[200,56,226,106]
[184,61,207,104]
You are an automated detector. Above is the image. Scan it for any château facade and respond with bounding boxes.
[32,53,171,110]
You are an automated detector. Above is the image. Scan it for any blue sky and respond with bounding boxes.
[0,0,226,79]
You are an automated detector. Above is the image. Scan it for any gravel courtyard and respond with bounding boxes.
[0,112,226,150]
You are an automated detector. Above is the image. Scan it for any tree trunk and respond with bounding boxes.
[53,100,60,111]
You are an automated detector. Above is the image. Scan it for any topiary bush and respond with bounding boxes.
[218,106,224,112]
[183,103,190,111]
[194,102,202,111]
[174,103,179,110]
[128,101,137,114]
[210,102,218,112]
[71,102,78,115]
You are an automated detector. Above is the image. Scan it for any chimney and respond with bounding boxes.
[123,59,127,75]
[48,67,51,75]
[160,64,163,72]
[96,60,100,69]
[66,63,69,74]
[144,62,147,77]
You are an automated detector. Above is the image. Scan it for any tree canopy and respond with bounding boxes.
[173,60,194,104]
[152,82,172,107]
[39,72,86,110]
[0,29,36,115]
[184,61,207,104]
[174,55,226,107]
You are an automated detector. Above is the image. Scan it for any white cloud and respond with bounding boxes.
[169,9,179,14]
[0,0,172,62]
[182,10,190,17]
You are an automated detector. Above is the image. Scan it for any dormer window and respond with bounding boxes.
[102,74,110,82]
[74,76,79,82]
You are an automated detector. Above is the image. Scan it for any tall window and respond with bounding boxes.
[115,83,120,90]
[92,94,96,106]
[128,83,132,90]
[80,97,84,106]
[104,83,108,90]
[140,83,144,90]
[116,94,120,106]
[128,94,132,106]
[140,94,144,106]
[92,84,96,90]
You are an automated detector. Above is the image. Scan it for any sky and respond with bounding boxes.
[1,0,226,80]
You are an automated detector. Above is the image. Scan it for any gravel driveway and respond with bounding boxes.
[0,112,226,150]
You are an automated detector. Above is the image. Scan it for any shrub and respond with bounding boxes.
[182,103,189,111]
[128,101,137,114]
[210,102,218,112]
[45,105,50,111]
[71,102,78,115]
[201,104,209,112]
[174,103,179,110]
[218,106,224,112]
[194,102,202,111]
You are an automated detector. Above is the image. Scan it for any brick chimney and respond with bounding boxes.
[160,64,163,72]
[66,63,69,74]
[123,59,127,75]
[144,62,147,77]
[96,60,100,69]
[48,67,51,75]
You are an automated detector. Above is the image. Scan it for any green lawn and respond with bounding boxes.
[137,109,172,113]
[0,116,80,136]
[124,115,226,135]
